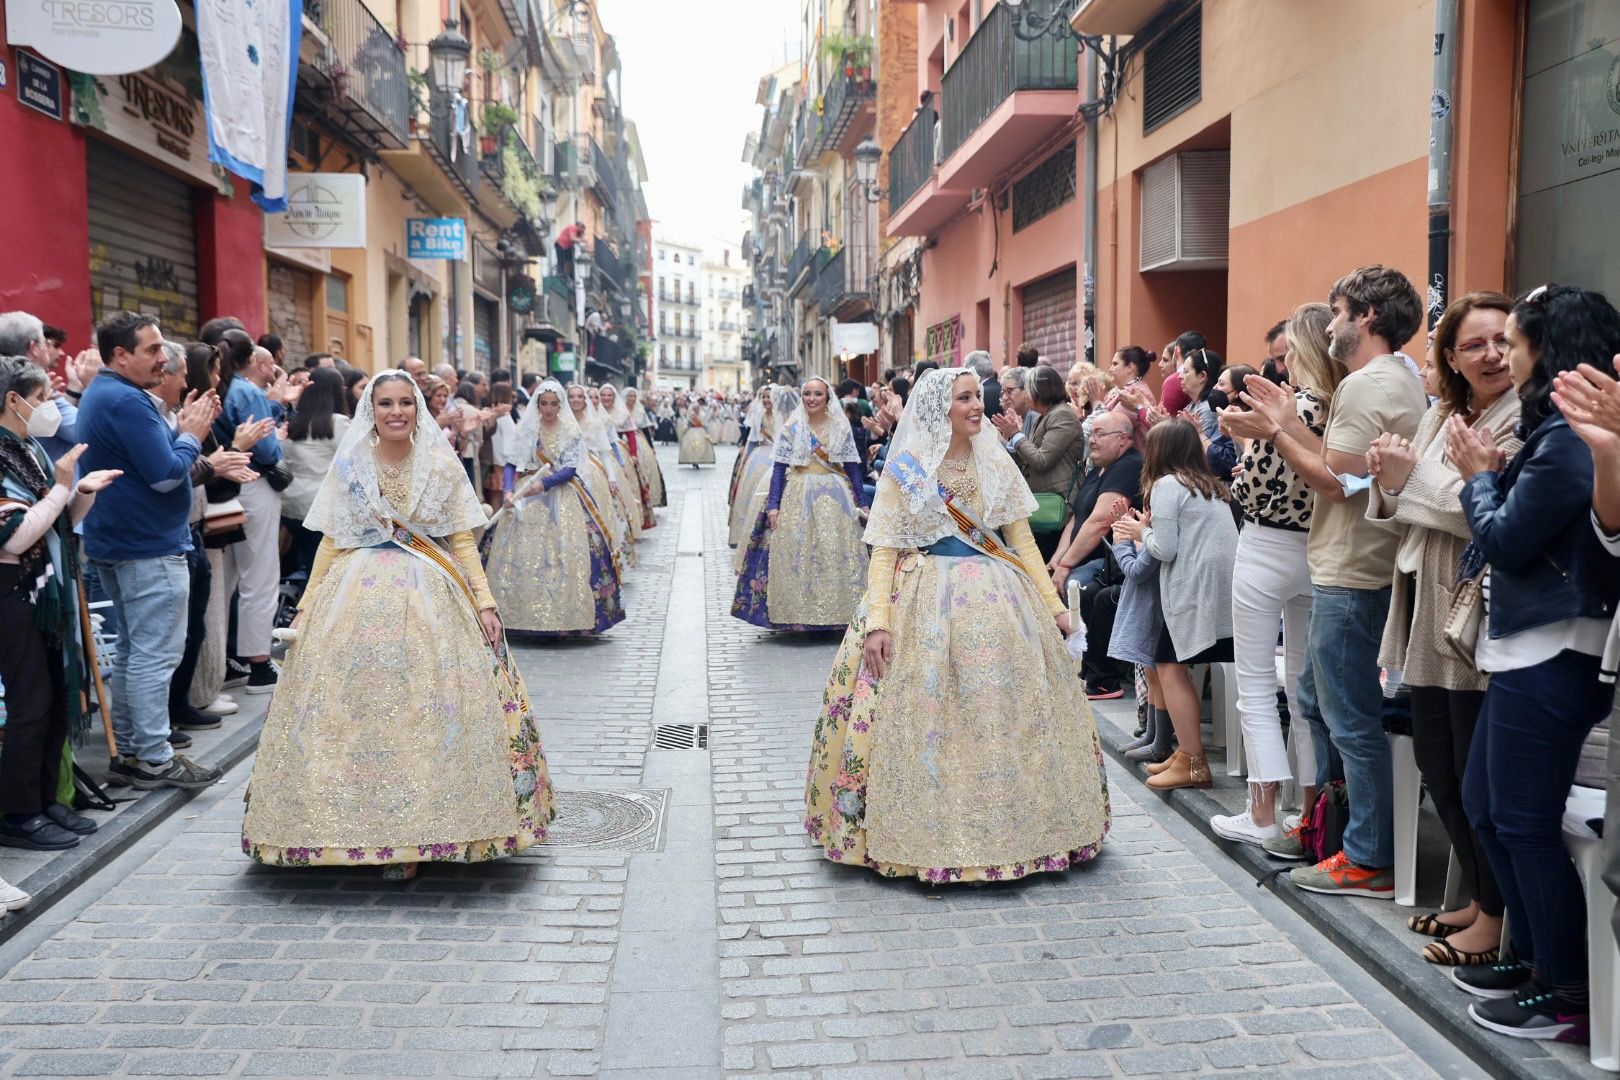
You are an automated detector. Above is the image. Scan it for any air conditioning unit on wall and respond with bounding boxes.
[1139,150,1229,272]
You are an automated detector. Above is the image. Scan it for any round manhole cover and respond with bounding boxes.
[539,788,666,851]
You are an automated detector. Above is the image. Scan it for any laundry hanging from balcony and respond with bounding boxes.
[196,0,303,211]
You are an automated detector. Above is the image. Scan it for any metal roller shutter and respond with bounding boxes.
[1021,269,1077,375]
[87,140,200,339]
[266,262,317,362]
[474,295,498,371]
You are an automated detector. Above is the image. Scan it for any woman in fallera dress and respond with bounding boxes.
[484,380,625,638]
[728,386,792,548]
[804,367,1110,882]
[591,387,645,547]
[621,387,666,509]
[242,372,553,878]
[733,378,869,631]
[567,383,630,569]
[679,395,717,467]
[598,384,652,533]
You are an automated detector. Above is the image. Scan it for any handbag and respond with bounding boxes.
[262,461,293,492]
[1030,458,1086,538]
[1442,575,1483,666]
[203,498,246,537]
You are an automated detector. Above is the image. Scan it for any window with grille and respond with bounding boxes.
[1013,145,1076,233]
[1142,5,1201,134]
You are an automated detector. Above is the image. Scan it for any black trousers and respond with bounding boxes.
[0,566,67,815]
[1410,684,1503,917]
[1080,581,1129,690]
[169,532,211,723]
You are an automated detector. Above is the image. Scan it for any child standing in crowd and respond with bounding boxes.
[1114,420,1238,791]
[1110,515,1167,764]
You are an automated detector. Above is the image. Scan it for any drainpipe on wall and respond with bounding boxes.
[1082,43,1100,366]
[1428,0,1459,328]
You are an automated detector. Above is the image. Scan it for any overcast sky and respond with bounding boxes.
[596,0,802,253]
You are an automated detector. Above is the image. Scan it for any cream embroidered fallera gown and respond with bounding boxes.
[243,457,554,868]
[804,456,1111,882]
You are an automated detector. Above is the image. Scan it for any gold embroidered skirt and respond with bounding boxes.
[580,453,628,559]
[733,469,865,630]
[679,427,716,465]
[243,545,553,867]
[728,445,775,547]
[804,550,1111,882]
[486,479,623,636]
[629,431,665,508]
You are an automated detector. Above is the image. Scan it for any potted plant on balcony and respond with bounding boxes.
[480,101,519,156]
[406,68,430,136]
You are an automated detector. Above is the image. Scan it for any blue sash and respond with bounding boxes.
[921,535,980,558]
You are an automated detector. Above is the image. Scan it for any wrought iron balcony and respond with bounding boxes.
[786,232,812,293]
[718,321,741,333]
[888,102,936,211]
[794,103,821,166]
[816,68,876,155]
[816,245,872,316]
[428,105,480,197]
[479,128,545,225]
[300,0,409,149]
[594,238,627,289]
[939,0,1078,162]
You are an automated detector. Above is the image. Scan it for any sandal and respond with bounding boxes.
[1407,912,1463,938]
[1422,939,1499,966]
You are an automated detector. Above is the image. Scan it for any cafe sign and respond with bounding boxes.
[5,0,182,76]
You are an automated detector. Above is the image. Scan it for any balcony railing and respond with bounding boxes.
[786,232,812,291]
[795,103,820,166]
[889,102,936,211]
[479,129,543,223]
[816,245,872,316]
[940,1,1078,162]
[718,321,740,333]
[429,104,480,196]
[816,68,876,154]
[594,238,627,289]
[304,0,409,149]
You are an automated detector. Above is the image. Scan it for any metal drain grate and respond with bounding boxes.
[652,723,708,749]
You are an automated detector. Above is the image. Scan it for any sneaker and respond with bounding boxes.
[1451,960,1534,1001]
[167,730,192,749]
[174,710,222,731]
[1085,683,1124,701]
[244,661,279,695]
[1289,851,1394,899]
[128,755,223,791]
[1282,812,1302,831]
[1470,982,1589,1042]
[0,875,28,911]
[1210,809,1282,848]
[222,658,251,689]
[1262,821,1308,861]
[106,756,140,787]
[199,697,239,716]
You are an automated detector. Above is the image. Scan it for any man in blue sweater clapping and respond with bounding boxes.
[78,312,225,790]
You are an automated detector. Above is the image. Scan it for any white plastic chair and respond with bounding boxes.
[1563,785,1619,1071]
[1390,733,1421,907]
[1209,662,1241,777]
[87,599,116,679]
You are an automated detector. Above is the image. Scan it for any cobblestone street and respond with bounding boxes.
[0,448,1481,1079]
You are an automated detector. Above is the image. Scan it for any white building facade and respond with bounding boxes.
[653,236,704,389]
[702,246,750,393]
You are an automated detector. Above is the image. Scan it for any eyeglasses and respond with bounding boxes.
[1453,335,1509,357]
[1093,428,1131,440]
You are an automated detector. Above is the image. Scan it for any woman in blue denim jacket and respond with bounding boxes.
[1446,284,1620,1042]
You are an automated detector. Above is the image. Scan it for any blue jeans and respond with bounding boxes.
[1062,557,1107,594]
[1292,654,1344,791]
[93,555,190,766]
[1308,585,1392,868]
[1465,650,1612,991]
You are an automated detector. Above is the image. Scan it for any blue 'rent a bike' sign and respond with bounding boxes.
[407,218,466,260]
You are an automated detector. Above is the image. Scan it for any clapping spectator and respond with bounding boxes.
[78,312,223,791]
[1447,284,1620,1038]
[999,365,1085,503]
[0,360,120,851]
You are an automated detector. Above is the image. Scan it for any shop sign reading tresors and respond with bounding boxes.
[5,0,182,76]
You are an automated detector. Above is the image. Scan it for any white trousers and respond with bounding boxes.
[1231,524,1315,785]
[222,480,283,659]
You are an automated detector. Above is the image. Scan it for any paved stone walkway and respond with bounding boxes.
[0,449,1476,1078]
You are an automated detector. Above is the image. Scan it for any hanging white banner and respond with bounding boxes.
[196,0,301,211]
[5,0,182,76]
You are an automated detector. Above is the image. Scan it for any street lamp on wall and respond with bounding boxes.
[427,21,471,102]
[1000,0,1118,112]
[853,137,883,204]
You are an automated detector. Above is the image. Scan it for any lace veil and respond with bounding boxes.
[773,379,857,466]
[512,379,583,471]
[304,370,487,547]
[621,389,650,431]
[862,367,1036,549]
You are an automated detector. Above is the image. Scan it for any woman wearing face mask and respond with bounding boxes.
[0,359,121,856]
[804,368,1110,881]
[485,381,625,637]
[243,372,552,880]
[732,378,868,631]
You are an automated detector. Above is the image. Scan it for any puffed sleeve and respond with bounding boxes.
[1005,518,1065,616]
[863,547,900,633]
[298,537,341,610]
[448,530,496,610]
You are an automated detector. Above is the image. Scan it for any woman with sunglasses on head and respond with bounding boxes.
[1445,284,1620,1041]
[1365,292,1521,969]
